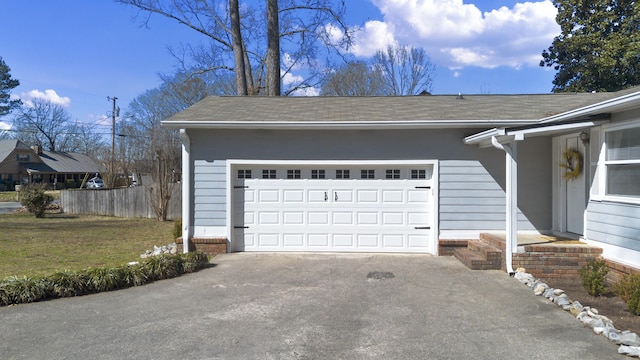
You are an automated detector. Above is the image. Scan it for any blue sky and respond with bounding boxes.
[0,0,560,130]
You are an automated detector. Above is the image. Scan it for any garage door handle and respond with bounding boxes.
[324,192,328,201]
[414,226,431,229]
[335,192,338,201]
[234,226,249,229]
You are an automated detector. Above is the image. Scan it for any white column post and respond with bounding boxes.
[180,129,191,254]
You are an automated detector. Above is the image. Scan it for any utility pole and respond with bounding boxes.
[107,96,118,175]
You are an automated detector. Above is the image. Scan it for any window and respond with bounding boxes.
[16,154,29,162]
[287,169,301,179]
[336,169,350,179]
[262,169,276,179]
[605,126,640,197]
[385,169,400,179]
[311,169,325,179]
[411,169,426,179]
[361,169,375,179]
[237,169,252,179]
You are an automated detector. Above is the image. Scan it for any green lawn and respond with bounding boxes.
[0,190,61,202]
[0,212,175,279]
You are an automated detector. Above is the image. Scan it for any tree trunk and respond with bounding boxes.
[230,0,248,95]
[266,0,280,96]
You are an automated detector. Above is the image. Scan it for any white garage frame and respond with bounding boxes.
[226,159,439,254]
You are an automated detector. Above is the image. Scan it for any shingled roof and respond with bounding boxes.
[163,90,637,127]
[24,151,103,174]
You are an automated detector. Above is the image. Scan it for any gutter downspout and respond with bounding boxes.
[491,136,517,274]
[180,129,191,254]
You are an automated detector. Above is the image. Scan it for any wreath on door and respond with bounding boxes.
[560,147,584,181]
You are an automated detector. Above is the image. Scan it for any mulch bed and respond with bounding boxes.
[541,276,640,336]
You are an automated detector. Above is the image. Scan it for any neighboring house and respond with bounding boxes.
[163,87,640,272]
[0,139,103,189]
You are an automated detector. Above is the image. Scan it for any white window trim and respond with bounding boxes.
[599,121,640,205]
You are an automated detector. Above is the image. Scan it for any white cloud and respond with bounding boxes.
[282,72,304,86]
[0,121,11,130]
[354,0,559,69]
[19,89,71,107]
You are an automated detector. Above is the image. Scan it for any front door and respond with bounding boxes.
[563,135,587,234]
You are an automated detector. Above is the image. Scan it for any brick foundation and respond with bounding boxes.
[512,244,603,279]
[605,259,640,284]
[176,237,228,255]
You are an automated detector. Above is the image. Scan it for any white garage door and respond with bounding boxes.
[232,164,435,253]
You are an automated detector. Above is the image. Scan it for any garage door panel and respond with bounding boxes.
[332,234,354,247]
[382,190,404,203]
[233,164,435,253]
[258,189,279,202]
[283,189,304,202]
[407,212,429,226]
[309,234,329,247]
[258,234,279,246]
[358,212,379,225]
[333,212,354,225]
[382,234,404,247]
[357,190,378,203]
[308,212,329,225]
[334,190,354,203]
[283,211,304,225]
[258,212,279,225]
[357,234,380,247]
[408,234,429,248]
[283,234,304,246]
[382,212,404,225]
[408,189,430,203]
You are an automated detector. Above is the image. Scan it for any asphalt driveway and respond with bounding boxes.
[0,253,620,359]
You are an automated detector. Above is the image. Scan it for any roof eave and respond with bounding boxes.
[161,119,539,130]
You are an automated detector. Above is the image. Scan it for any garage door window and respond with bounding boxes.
[262,169,276,179]
[336,169,350,179]
[311,169,326,179]
[411,169,426,179]
[287,169,301,179]
[386,169,400,179]
[238,169,252,179]
[361,169,375,179]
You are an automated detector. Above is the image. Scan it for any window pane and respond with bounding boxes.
[607,164,640,197]
[606,127,640,161]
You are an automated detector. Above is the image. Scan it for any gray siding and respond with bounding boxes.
[187,128,552,234]
[586,201,640,252]
[192,159,226,227]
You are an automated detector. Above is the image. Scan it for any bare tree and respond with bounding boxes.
[13,98,77,152]
[120,73,210,220]
[321,61,385,96]
[117,0,351,96]
[373,44,435,96]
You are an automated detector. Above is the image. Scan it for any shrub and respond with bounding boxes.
[0,276,51,305]
[144,254,184,281]
[183,251,209,273]
[0,251,210,306]
[19,183,53,218]
[579,258,609,296]
[48,270,92,297]
[85,267,129,293]
[614,274,640,316]
[173,219,183,239]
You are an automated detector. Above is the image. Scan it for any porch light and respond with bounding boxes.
[579,131,590,145]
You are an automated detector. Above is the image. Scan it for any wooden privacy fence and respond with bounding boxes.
[60,186,181,220]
